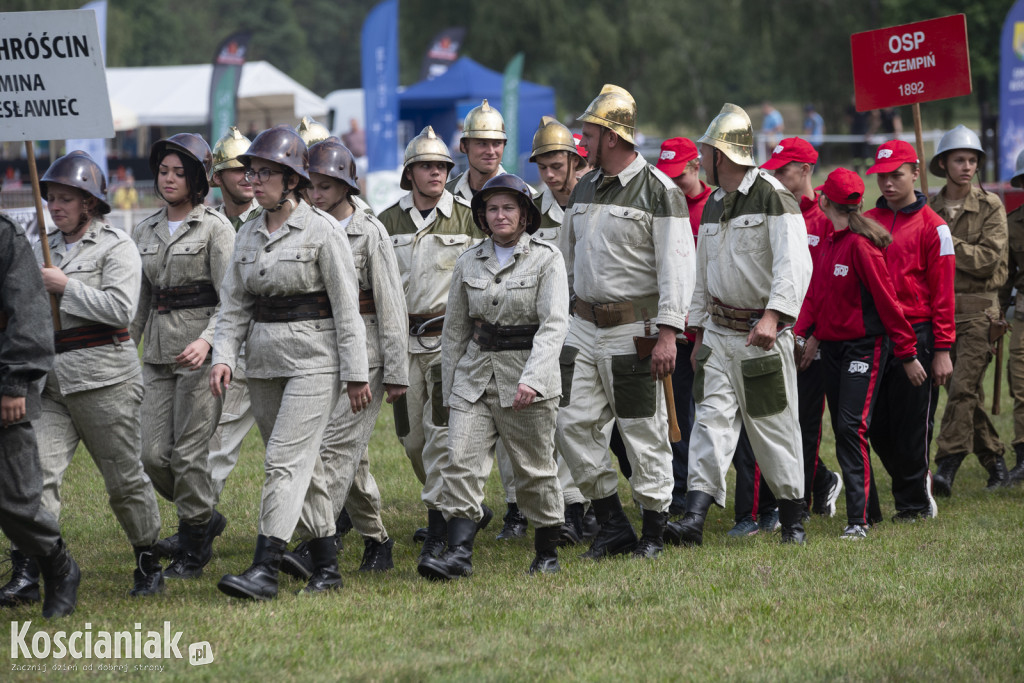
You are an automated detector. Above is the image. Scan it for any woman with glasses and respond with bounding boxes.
[130,134,234,581]
[210,125,368,600]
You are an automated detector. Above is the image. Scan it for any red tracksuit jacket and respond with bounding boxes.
[795,227,918,360]
[865,192,956,350]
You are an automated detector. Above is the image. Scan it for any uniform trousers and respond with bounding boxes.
[869,322,938,517]
[441,378,562,528]
[732,428,776,523]
[0,423,61,557]
[249,373,337,541]
[555,318,673,512]
[396,351,447,509]
[798,357,836,511]
[296,366,387,543]
[37,375,160,546]
[499,439,584,507]
[821,336,886,526]
[688,327,804,507]
[140,361,221,526]
[935,312,1005,467]
[208,352,256,497]
[1009,317,1024,445]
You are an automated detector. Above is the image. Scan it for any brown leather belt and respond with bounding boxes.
[152,284,218,314]
[253,292,332,323]
[708,298,764,332]
[472,319,538,351]
[54,324,130,353]
[359,289,376,315]
[409,311,445,337]
[573,295,658,328]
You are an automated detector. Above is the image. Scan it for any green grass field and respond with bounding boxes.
[3,363,1024,682]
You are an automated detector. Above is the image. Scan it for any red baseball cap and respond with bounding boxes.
[760,137,818,170]
[656,137,699,177]
[820,167,865,205]
[866,140,918,174]
[573,133,588,158]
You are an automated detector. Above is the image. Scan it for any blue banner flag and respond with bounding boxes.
[1000,0,1024,179]
[362,0,400,173]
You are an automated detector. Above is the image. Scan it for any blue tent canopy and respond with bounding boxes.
[399,57,557,181]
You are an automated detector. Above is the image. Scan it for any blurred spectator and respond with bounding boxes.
[802,104,825,148]
[761,101,784,146]
[112,174,139,211]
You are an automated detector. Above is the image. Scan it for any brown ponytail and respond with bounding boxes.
[824,197,892,249]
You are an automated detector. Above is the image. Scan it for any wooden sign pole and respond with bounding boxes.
[25,140,61,330]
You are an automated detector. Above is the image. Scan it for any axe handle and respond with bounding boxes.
[664,375,682,443]
[993,335,1003,415]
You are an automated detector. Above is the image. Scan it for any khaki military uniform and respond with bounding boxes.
[131,205,234,526]
[440,236,569,526]
[212,201,367,541]
[1003,206,1024,445]
[378,191,483,509]
[296,208,408,543]
[208,200,263,496]
[688,168,811,507]
[930,187,1008,466]
[33,221,160,547]
[555,154,695,512]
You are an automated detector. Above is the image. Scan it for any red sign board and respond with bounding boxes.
[851,14,971,112]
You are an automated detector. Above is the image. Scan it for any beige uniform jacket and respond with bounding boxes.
[34,220,141,395]
[533,184,562,243]
[442,236,568,408]
[378,191,484,354]
[214,199,262,231]
[343,208,409,385]
[691,168,811,331]
[929,186,1008,295]
[212,201,368,382]
[130,205,235,363]
[558,153,694,332]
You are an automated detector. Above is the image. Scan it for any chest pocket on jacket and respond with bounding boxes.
[67,259,101,287]
[700,222,721,261]
[275,247,318,289]
[729,213,768,253]
[429,234,472,272]
[605,206,649,246]
[391,234,415,279]
[169,242,208,280]
[535,227,558,243]
[504,273,539,318]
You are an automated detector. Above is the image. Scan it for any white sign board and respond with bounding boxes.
[0,10,114,142]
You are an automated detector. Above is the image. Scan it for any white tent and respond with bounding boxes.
[105,61,328,128]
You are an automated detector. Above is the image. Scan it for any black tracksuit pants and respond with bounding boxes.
[821,335,887,526]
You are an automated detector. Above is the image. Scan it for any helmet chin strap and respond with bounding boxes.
[62,212,90,239]
[266,193,296,213]
[712,149,721,188]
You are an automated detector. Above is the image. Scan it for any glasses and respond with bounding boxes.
[244,167,283,183]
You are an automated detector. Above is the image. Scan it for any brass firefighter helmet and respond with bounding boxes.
[697,103,755,167]
[40,150,111,215]
[211,126,252,176]
[308,137,360,195]
[530,116,584,164]
[401,126,454,190]
[577,84,636,145]
[296,116,331,147]
[461,99,507,141]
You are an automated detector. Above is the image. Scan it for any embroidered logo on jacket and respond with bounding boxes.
[849,361,869,374]
[833,264,849,276]
[808,235,820,246]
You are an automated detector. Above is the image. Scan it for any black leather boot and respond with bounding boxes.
[559,502,585,546]
[581,505,599,539]
[152,532,179,561]
[581,494,637,559]
[631,509,669,558]
[1009,443,1024,485]
[496,503,528,540]
[358,537,394,572]
[163,522,207,579]
[778,499,807,545]
[300,537,343,593]
[280,539,316,580]
[199,510,227,563]
[984,456,1009,490]
[418,517,477,581]
[529,526,561,574]
[419,509,447,562]
[37,539,80,619]
[931,453,965,497]
[129,546,164,597]
[217,535,286,601]
[0,549,40,606]
[664,491,715,547]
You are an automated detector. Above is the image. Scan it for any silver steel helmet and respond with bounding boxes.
[470,173,541,235]
[40,150,111,215]
[308,137,360,194]
[1012,149,1024,189]
[929,125,985,177]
